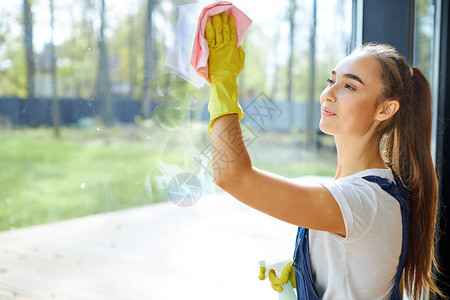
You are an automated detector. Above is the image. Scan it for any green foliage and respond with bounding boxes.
[0,0,349,104]
[238,29,269,98]
[0,14,27,97]
[109,8,146,100]
[56,14,98,99]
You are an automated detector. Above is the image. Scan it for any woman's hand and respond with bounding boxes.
[206,12,245,83]
[205,12,245,134]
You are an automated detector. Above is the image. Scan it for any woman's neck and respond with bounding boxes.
[333,134,387,180]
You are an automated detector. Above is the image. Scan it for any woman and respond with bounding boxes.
[205,12,442,299]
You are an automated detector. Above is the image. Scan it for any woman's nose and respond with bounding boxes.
[320,87,337,103]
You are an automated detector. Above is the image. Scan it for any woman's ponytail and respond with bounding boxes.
[400,67,441,299]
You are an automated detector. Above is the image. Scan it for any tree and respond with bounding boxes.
[96,0,113,126]
[306,0,317,147]
[0,24,26,97]
[271,27,281,100]
[142,0,157,119]
[287,0,296,130]
[109,7,145,100]
[56,0,97,99]
[23,0,35,98]
[127,14,138,99]
[49,0,60,137]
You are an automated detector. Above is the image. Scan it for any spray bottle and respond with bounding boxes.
[258,259,297,300]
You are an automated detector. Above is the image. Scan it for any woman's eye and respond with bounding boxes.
[345,84,355,91]
[326,79,355,91]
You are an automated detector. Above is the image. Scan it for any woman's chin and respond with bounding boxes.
[319,122,335,136]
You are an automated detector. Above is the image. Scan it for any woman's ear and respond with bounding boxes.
[375,100,400,122]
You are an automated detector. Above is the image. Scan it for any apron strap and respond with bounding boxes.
[362,175,410,300]
[292,227,320,299]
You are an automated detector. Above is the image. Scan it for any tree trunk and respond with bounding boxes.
[83,0,95,49]
[142,0,156,119]
[271,27,281,100]
[23,0,35,98]
[128,14,136,99]
[287,0,296,131]
[96,0,113,126]
[306,0,317,147]
[50,0,60,137]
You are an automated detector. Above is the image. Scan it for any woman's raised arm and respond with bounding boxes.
[211,113,345,236]
[205,13,344,235]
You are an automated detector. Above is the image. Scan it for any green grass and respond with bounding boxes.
[0,124,336,231]
[0,125,185,231]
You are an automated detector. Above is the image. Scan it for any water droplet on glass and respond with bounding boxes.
[81,183,85,189]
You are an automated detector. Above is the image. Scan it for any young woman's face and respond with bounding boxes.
[319,54,384,137]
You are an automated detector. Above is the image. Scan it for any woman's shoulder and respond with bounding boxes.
[319,168,400,214]
[318,168,401,241]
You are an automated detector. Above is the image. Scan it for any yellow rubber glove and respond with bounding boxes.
[205,12,245,134]
[268,261,296,292]
[258,266,267,280]
[290,265,296,289]
[269,269,284,292]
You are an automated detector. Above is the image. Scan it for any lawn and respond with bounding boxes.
[0,122,336,231]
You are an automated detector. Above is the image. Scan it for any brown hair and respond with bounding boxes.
[352,43,443,299]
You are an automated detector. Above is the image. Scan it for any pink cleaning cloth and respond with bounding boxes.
[190,1,252,85]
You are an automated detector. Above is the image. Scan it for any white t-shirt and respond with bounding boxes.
[310,168,403,300]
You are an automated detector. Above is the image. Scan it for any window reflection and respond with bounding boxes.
[413,0,439,161]
[0,0,352,230]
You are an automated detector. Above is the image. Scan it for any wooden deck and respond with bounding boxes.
[0,178,326,300]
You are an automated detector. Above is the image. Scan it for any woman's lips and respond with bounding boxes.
[322,106,336,116]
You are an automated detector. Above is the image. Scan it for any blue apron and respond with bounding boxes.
[292,174,410,299]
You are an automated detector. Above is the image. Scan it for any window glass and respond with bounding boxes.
[0,0,351,230]
[414,0,439,161]
[414,0,436,80]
